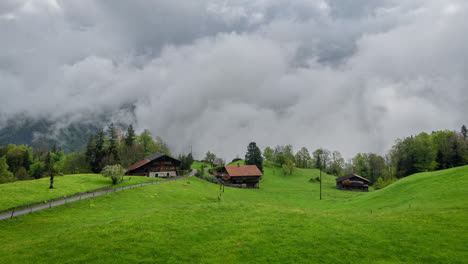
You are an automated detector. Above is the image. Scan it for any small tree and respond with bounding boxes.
[0,156,15,184]
[263,147,274,162]
[15,167,29,181]
[204,151,216,167]
[29,161,45,179]
[178,153,194,172]
[199,164,206,176]
[45,152,57,189]
[101,164,126,185]
[282,159,295,175]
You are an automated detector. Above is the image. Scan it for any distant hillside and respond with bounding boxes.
[0,118,100,153]
[0,105,136,153]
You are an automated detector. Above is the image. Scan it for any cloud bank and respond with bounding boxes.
[1,0,467,159]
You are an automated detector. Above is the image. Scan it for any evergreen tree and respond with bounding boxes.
[107,123,120,164]
[95,130,106,171]
[23,148,32,170]
[125,124,136,146]
[461,125,467,141]
[178,153,194,171]
[245,142,263,172]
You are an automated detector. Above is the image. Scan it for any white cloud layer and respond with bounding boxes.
[0,0,467,159]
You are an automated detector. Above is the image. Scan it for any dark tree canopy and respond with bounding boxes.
[462,125,467,141]
[125,124,136,146]
[107,123,120,164]
[245,142,263,172]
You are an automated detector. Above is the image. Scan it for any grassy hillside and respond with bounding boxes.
[0,174,162,210]
[0,165,466,263]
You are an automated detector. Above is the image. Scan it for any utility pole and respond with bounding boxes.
[319,168,322,200]
[316,152,323,200]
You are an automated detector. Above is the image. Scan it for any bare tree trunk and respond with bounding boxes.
[49,175,54,189]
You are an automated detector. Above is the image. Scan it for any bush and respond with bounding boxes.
[282,159,295,175]
[373,176,397,190]
[101,165,126,185]
[15,167,30,181]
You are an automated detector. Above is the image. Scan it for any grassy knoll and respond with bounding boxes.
[0,174,162,210]
[0,165,467,263]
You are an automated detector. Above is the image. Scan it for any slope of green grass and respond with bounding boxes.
[0,165,466,263]
[0,174,162,210]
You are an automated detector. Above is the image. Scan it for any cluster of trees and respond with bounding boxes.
[263,144,344,176]
[0,124,174,184]
[85,124,171,173]
[178,153,194,171]
[0,144,66,184]
[203,151,225,167]
[390,129,468,177]
[348,128,468,187]
[261,126,468,188]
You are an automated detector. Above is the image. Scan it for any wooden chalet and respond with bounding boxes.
[219,164,263,188]
[126,153,181,177]
[336,174,370,192]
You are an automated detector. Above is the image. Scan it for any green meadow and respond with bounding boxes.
[0,164,466,263]
[0,174,162,210]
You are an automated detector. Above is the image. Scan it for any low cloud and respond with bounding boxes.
[0,0,467,160]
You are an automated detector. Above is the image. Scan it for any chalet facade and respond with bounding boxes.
[218,165,263,188]
[126,153,181,177]
[336,174,370,192]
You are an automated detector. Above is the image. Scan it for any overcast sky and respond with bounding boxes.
[0,0,467,160]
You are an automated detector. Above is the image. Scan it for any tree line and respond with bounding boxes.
[259,126,468,189]
[1,124,467,188]
[0,124,175,184]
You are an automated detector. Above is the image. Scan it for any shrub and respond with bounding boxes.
[101,164,126,185]
[373,176,397,190]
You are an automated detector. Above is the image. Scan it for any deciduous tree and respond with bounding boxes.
[101,164,126,185]
[204,151,216,167]
[0,157,15,184]
[263,147,274,162]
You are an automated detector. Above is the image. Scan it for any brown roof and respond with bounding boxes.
[127,159,150,171]
[336,174,371,183]
[225,165,263,177]
[126,152,181,172]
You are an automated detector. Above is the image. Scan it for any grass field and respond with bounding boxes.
[0,164,466,263]
[0,174,162,210]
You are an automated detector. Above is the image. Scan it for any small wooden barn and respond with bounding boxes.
[220,164,263,188]
[126,153,181,177]
[336,174,370,192]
